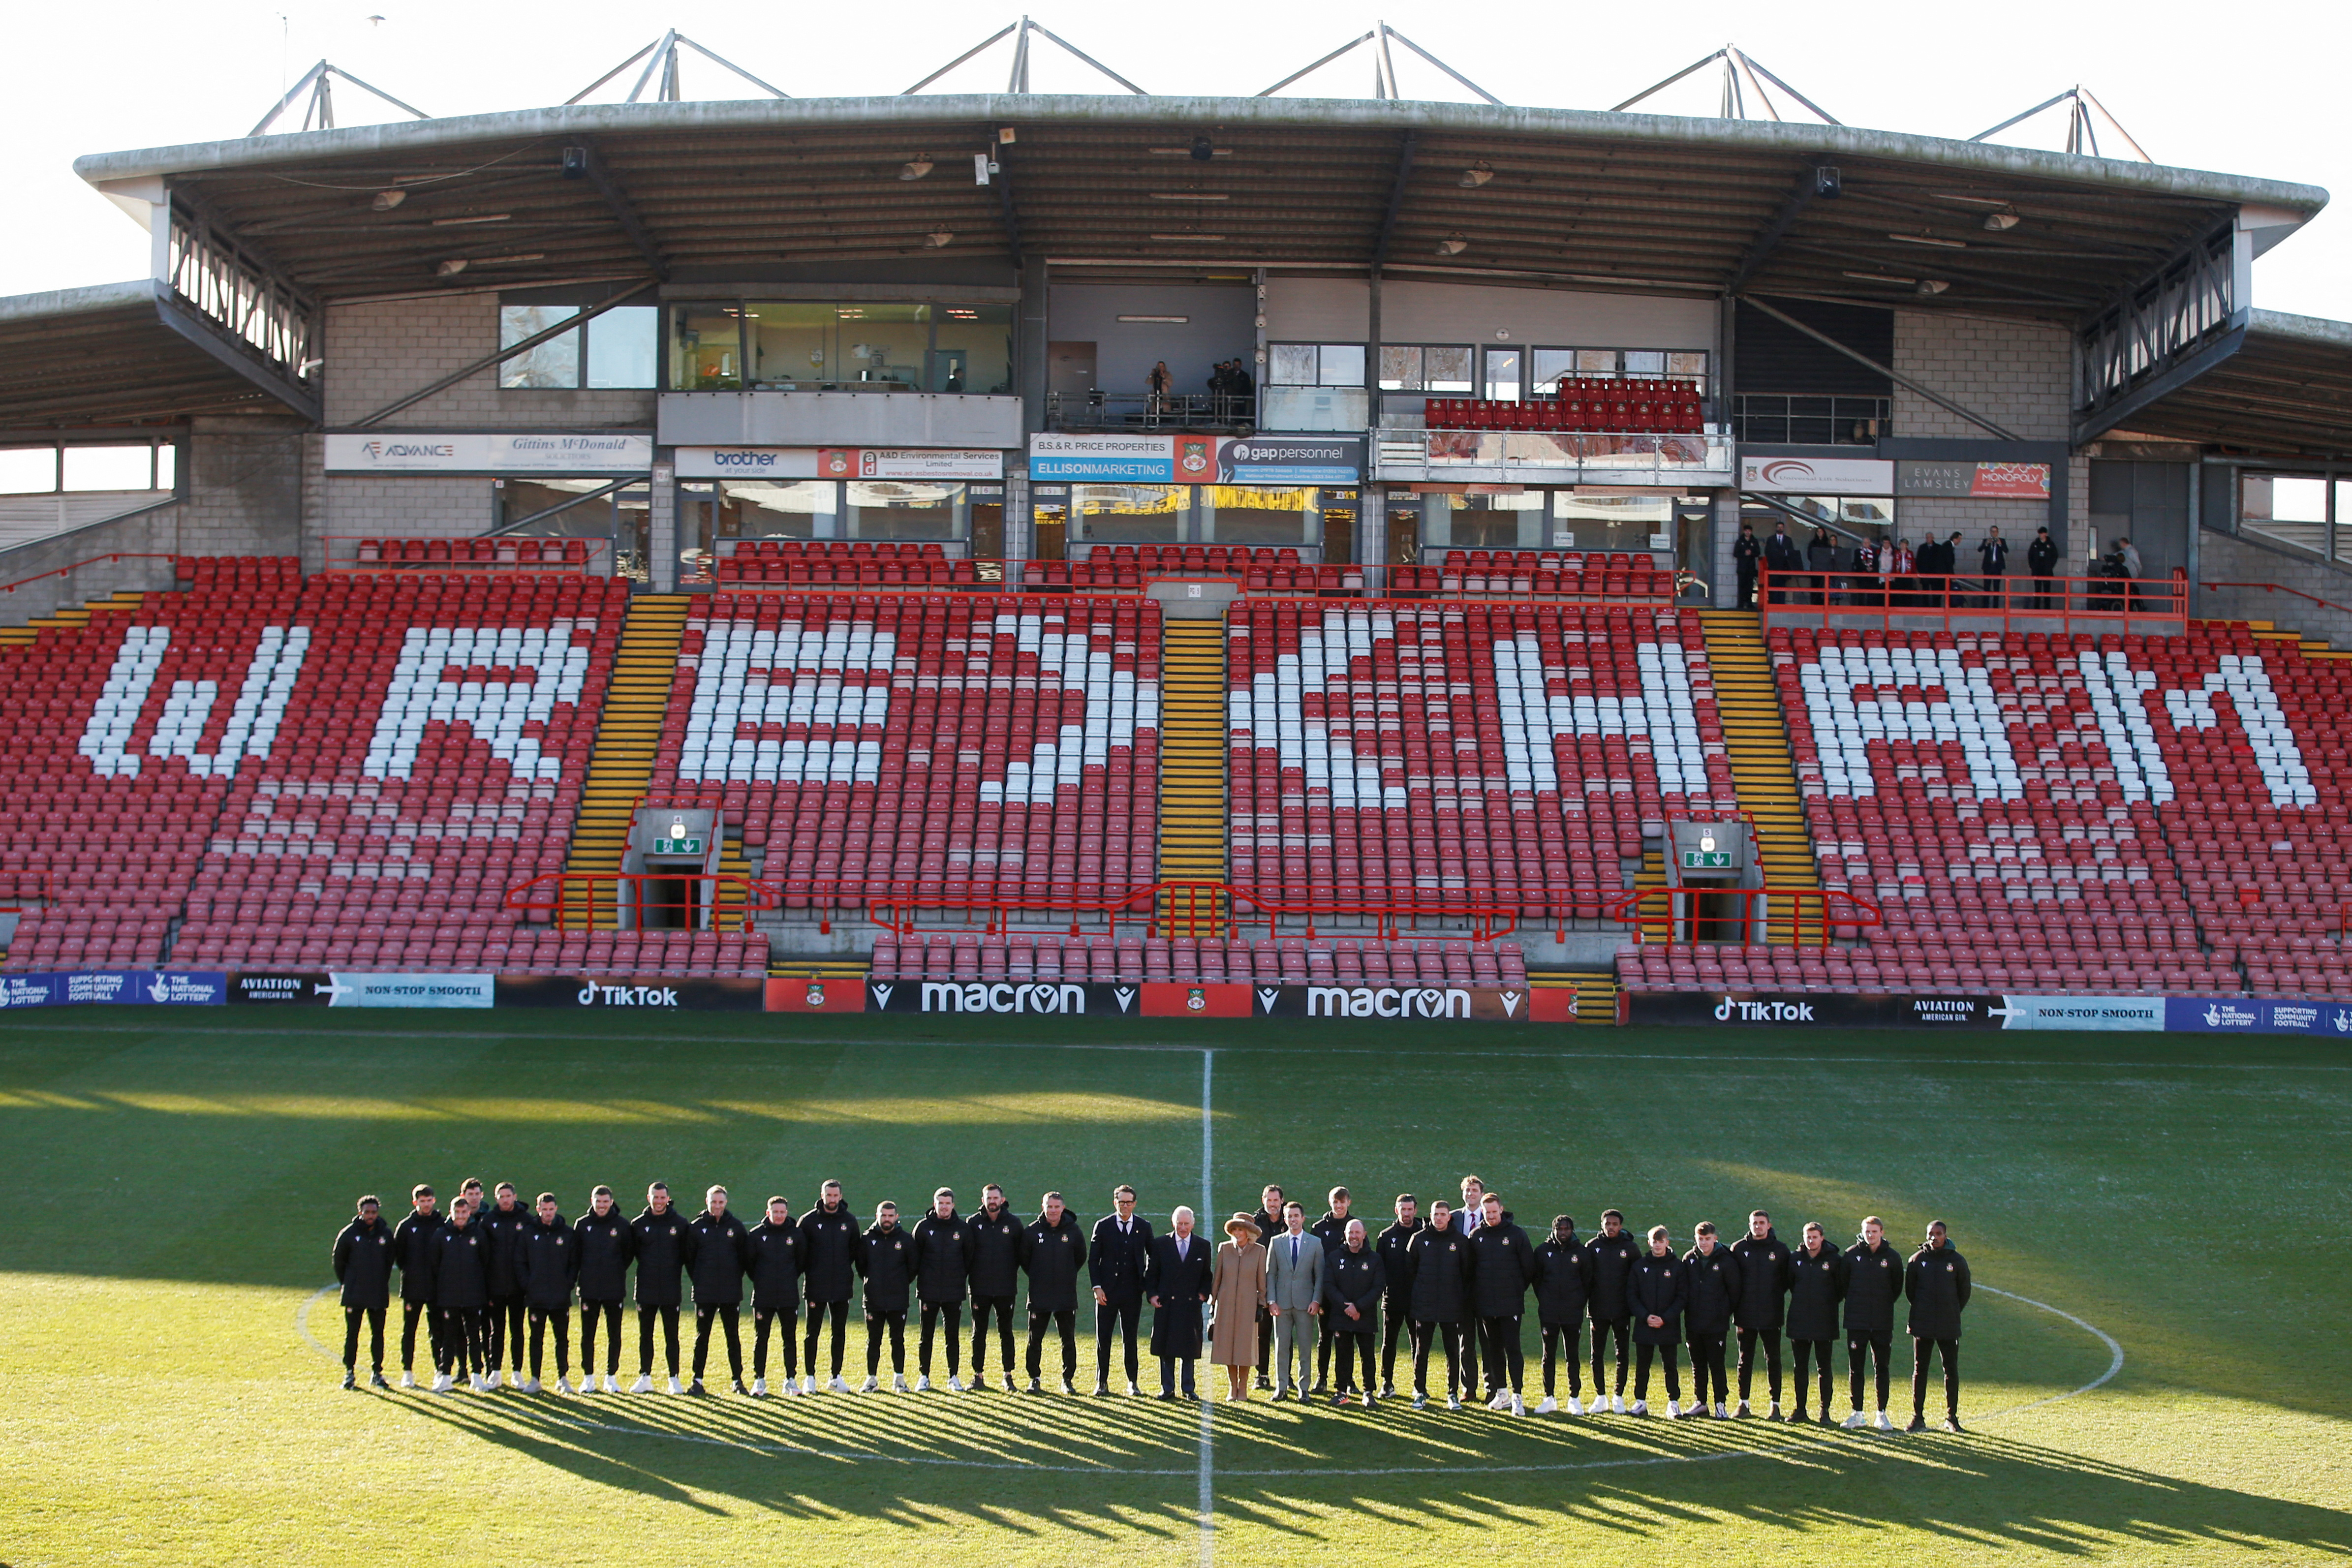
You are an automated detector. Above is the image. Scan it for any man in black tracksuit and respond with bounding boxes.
[331,1195,395,1389]
[859,1201,917,1388]
[431,1197,492,1390]
[516,1192,579,1391]
[2027,525,2060,608]
[1531,1215,1593,1413]
[1307,1187,1356,1392]
[573,1185,634,1391]
[1733,522,1762,609]
[1786,1220,1845,1424]
[746,1196,802,1395]
[1731,1210,1794,1418]
[1627,1225,1686,1415]
[1023,1192,1084,1392]
[1323,1219,1383,1404]
[1401,1199,1473,1409]
[630,1183,695,1392]
[913,1188,973,1390]
[966,1183,1024,1391]
[1467,1194,1536,1413]
[1905,1220,1972,1433]
[1249,1184,1285,1390]
[1587,1208,1641,1411]
[799,1179,861,1390]
[1682,1223,1743,1417]
[1843,1215,1906,1429]
[686,1186,752,1396]
[478,1182,534,1388]
[1087,1184,1154,1395]
[1374,1195,1423,1397]
[392,1184,444,1386]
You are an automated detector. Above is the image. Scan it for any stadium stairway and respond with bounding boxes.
[1700,609,1820,942]
[560,595,689,929]
[0,589,150,646]
[1156,619,1229,926]
[1529,967,1618,1024]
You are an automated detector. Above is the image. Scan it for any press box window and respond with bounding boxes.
[1269,344,1366,386]
[498,304,657,389]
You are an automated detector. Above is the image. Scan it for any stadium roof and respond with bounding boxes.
[0,280,304,430]
[2120,310,2352,461]
[73,94,2327,319]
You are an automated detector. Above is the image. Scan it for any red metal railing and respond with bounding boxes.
[503,870,776,933]
[1603,884,1882,948]
[1758,565,2189,634]
[0,553,184,597]
[2204,581,2352,621]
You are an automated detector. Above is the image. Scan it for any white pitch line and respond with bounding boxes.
[297,1284,337,1362]
[1197,1047,1215,1568]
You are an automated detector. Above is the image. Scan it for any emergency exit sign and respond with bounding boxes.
[1682,850,1733,870]
[652,837,704,855]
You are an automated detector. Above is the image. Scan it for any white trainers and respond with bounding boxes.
[520,1376,541,1394]
[947,1375,964,1392]
[751,1377,768,1397]
[1842,1410,1869,1429]
[1735,1399,1751,1417]
[1445,1395,1462,1411]
[554,1378,573,1395]
[400,1371,418,1390]
[1666,1400,1683,1419]
[1487,1390,1511,1411]
[1874,1411,1894,1432]
[470,1373,489,1393]
[1630,1399,1648,1416]
[1610,1395,1626,1415]
[600,1374,619,1394]
[630,1374,652,1394]
[916,1375,931,1392]
[892,1374,910,1393]
[432,1373,453,1394]
[1565,1395,1584,1415]
[858,1376,878,1393]
[830,1375,850,1393]
[1535,1396,1558,1414]
[666,1377,684,1395]
[1510,1394,1526,1416]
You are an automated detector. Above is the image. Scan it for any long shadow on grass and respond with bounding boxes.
[342,1389,2352,1555]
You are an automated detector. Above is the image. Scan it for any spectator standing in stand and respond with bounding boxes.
[1733,523,1763,610]
[1763,523,1803,607]
[2027,526,2060,609]
[1977,526,2010,610]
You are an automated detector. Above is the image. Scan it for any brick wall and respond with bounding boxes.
[1891,310,2070,442]
[2198,527,2352,647]
[323,295,656,428]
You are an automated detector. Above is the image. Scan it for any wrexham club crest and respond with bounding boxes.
[1186,987,1207,1012]
[806,982,826,1008]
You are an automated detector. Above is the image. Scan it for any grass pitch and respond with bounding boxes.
[1,1011,2348,1567]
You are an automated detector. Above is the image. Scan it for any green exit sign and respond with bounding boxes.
[1682,850,1733,870]
[652,837,705,855]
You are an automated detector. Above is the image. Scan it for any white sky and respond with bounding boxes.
[4,0,2344,319]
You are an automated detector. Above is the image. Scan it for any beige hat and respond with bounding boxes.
[1224,1212,1259,1242]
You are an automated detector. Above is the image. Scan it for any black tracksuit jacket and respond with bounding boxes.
[1587,1228,1641,1323]
[1403,1226,1473,1324]
[1626,1251,1686,1347]
[1786,1244,1846,1341]
[478,1201,534,1298]
[1023,1211,1084,1314]
[1468,1217,1536,1318]
[517,1214,580,1311]
[746,1219,803,1314]
[913,1212,974,1306]
[1087,1214,1155,1307]
[965,1203,1025,1299]
[1904,1244,1971,1340]
[685,1210,751,1309]
[858,1222,917,1316]
[1842,1241,1905,1336]
[393,1209,444,1305]
[630,1206,695,1310]
[1681,1245,1742,1337]
[1324,1246,1384,1327]
[1730,1231,1793,1332]
[1309,1211,1355,1262]
[430,1219,490,1311]
[333,1216,396,1310]
[797,1202,863,1305]
[1531,1234,1594,1327]
[1375,1218,1423,1303]
[573,1208,635,1304]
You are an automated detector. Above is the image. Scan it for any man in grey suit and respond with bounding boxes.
[1264,1200,1324,1400]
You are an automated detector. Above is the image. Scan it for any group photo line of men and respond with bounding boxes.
[331,1173,1975,1432]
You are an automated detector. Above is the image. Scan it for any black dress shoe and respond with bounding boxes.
[1155,1391,1175,1401]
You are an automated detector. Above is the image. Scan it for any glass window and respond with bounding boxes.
[1269,344,1321,385]
[1576,349,1617,375]
[671,304,744,390]
[1483,347,1522,401]
[500,305,580,389]
[1318,344,1365,388]
[845,480,965,540]
[2339,482,2352,567]
[746,302,930,390]
[1551,492,1672,553]
[1531,349,1576,396]
[0,447,58,493]
[1667,351,1710,396]
[585,306,658,388]
[61,445,155,491]
[155,443,177,492]
[1072,483,1184,545]
[1421,491,1544,551]
[932,303,1012,394]
[2240,473,2328,555]
[1198,485,1323,547]
[1622,350,1666,379]
[1378,345,1473,393]
[720,479,836,539]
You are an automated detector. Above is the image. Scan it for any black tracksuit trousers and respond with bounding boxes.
[580,1300,622,1377]
[1380,1295,1411,1388]
[638,1305,681,1379]
[1591,1316,1631,1396]
[1688,1331,1729,1407]
[528,1308,570,1381]
[1408,1319,1463,1398]
[1736,1326,1783,1406]
[437,1307,487,1377]
[969,1295,1014,1380]
[1026,1308,1077,1384]
[867,1311,908,1377]
[487,1293,525,1372]
[1911,1338,1959,1419]
[1478,1314,1525,1396]
[693,1305,743,1384]
[1792,1338,1835,1414]
[1540,1322,1583,1400]
[1849,1329,1893,1412]
[401,1300,439,1371]
[1633,1341,1681,1404]
[343,1306,385,1372]
[752,1308,799,1382]
[805,1299,849,1378]
[920,1302,963,1379]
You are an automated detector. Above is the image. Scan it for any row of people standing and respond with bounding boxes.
[1735,520,2066,611]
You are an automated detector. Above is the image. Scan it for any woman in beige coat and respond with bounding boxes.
[1211,1213,1268,1402]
